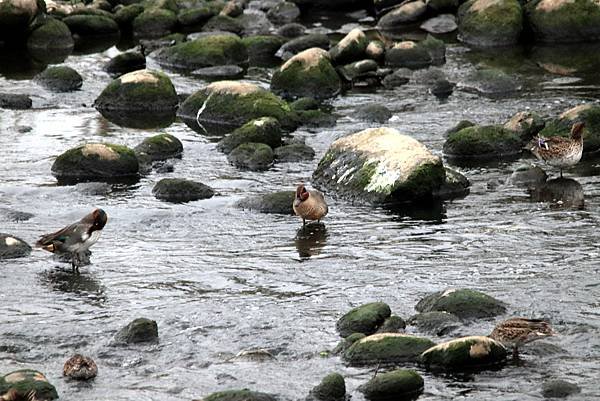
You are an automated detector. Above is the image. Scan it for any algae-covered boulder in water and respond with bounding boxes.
[0,369,58,400]
[198,389,277,401]
[105,51,146,75]
[274,143,315,162]
[0,234,31,259]
[376,315,407,334]
[227,142,274,171]
[336,302,392,337]
[459,67,522,96]
[503,110,545,141]
[359,369,424,401]
[242,35,286,66]
[153,178,214,203]
[114,317,158,343]
[0,0,39,39]
[34,66,83,92]
[525,0,600,43]
[134,133,183,162]
[26,17,74,57]
[94,69,178,112]
[312,127,446,204]
[179,80,295,133]
[443,124,523,159]
[385,40,432,70]
[51,143,139,184]
[271,47,342,100]
[236,191,294,215]
[343,333,435,365]
[377,0,427,31]
[415,288,507,319]
[62,15,119,36]
[132,8,177,38]
[420,335,507,370]
[154,34,248,71]
[329,28,368,65]
[458,0,523,47]
[408,311,461,336]
[217,117,282,154]
[538,104,600,154]
[308,373,346,401]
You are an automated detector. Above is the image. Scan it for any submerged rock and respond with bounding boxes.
[236,191,294,215]
[458,0,523,47]
[525,0,600,43]
[105,51,146,75]
[415,288,507,319]
[227,143,274,171]
[198,389,277,401]
[63,354,98,380]
[274,143,315,162]
[34,66,83,92]
[443,124,523,160]
[114,317,158,344]
[408,311,461,336]
[271,47,342,100]
[62,15,119,37]
[26,17,74,61]
[134,133,183,162]
[359,369,424,401]
[0,369,58,400]
[459,68,522,96]
[343,333,435,365]
[0,234,31,259]
[0,93,32,109]
[276,33,330,60]
[153,178,215,203]
[336,302,392,337]
[420,336,507,370]
[217,117,282,154]
[529,177,584,209]
[541,379,581,398]
[312,127,446,204]
[51,143,139,184]
[307,373,346,401]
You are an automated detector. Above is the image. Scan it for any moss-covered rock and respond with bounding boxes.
[343,333,436,365]
[132,8,177,38]
[313,127,446,204]
[0,234,31,259]
[503,110,545,141]
[420,34,446,65]
[105,51,146,75]
[408,311,461,336]
[385,40,432,70]
[332,333,366,355]
[34,66,83,92]
[153,178,214,203]
[199,389,277,401]
[376,315,407,334]
[529,177,584,209]
[274,143,315,162]
[94,69,178,112]
[62,14,120,36]
[336,302,392,337]
[446,120,475,136]
[26,16,74,59]
[271,47,341,100]
[415,288,507,319]
[134,133,183,162]
[460,67,522,96]
[114,317,158,344]
[538,104,600,154]
[0,369,58,400]
[51,143,139,184]
[217,117,282,154]
[178,80,295,133]
[236,191,294,214]
[443,124,523,159]
[355,104,392,123]
[275,33,330,60]
[242,35,286,66]
[420,336,507,370]
[329,28,368,65]
[154,34,248,71]
[524,0,600,43]
[202,14,244,34]
[307,373,346,401]
[114,4,145,29]
[359,369,424,401]
[377,0,427,31]
[0,0,38,40]
[178,6,215,27]
[227,142,274,171]
[458,0,523,47]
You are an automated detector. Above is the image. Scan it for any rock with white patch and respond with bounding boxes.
[217,117,282,154]
[312,127,448,205]
[458,0,523,47]
[0,369,58,400]
[51,143,139,184]
[415,288,507,319]
[385,40,432,70]
[134,133,183,163]
[525,0,600,43]
[420,336,507,370]
[0,234,32,259]
[343,333,436,365]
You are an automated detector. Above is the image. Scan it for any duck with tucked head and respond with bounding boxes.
[293,184,328,228]
[36,208,108,273]
[529,122,585,177]
[489,317,554,359]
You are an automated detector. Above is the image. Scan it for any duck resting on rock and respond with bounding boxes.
[293,184,328,228]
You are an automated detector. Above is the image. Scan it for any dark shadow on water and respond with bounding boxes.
[294,223,328,259]
[180,115,237,138]
[0,46,46,80]
[38,266,106,306]
[383,200,447,223]
[73,34,120,55]
[97,109,176,129]
[54,175,140,187]
[528,177,584,210]
[444,154,522,170]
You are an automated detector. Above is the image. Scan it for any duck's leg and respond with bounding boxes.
[512,346,520,360]
[302,218,306,228]
[560,168,563,178]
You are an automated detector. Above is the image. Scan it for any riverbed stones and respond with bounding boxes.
[217,117,282,154]
[443,124,523,159]
[154,34,248,71]
[0,0,38,39]
[377,1,427,31]
[355,104,393,123]
[134,133,183,162]
[271,48,341,100]
[420,14,457,34]
[460,67,522,96]
[177,6,215,28]
[266,1,300,24]
[236,191,294,214]
[541,379,581,398]
[105,51,146,75]
[114,317,158,343]
[153,178,215,202]
[385,41,432,70]
[63,354,98,380]
[228,143,274,171]
[539,104,600,153]
[94,69,178,113]
[0,234,31,259]
[0,93,32,109]
[132,8,177,38]
[51,143,139,183]
[329,28,368,65]
[307,373,346,401]
[376,315,407,334]
[525,0,600,43]
[276,33,330,60]
[202,14,244,34]
[198,389,277,401]
[62,15,119,37]
[242,35,285,66]
[336,302,392,337]
[458,0,523,47]
[359,369,424,401]
[421,336,507,371]
[0,369,58,400]
[274,143,315,162]
[26,17,74,59]
[179,80,295,133]
[343,333,436,365]
[415,288,507,319]
[313,127,446,204]
[34,66,83,92]
[114,4,145,29]
[408,311,461,335]
[503,110,545,141]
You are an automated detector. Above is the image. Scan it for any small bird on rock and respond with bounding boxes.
[489,317,555,359]
[293,184,328,228]
[529,121,585,177]
[36,208,108,273]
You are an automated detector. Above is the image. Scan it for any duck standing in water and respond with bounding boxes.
[529,122,585,177]
[489,317,554,359]
[293,184,328,228]
[36,208,108,273]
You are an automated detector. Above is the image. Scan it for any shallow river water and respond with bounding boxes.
[1,14,600,401]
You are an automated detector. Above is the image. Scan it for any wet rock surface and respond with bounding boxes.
[114,318,159,344]
[236,191,294,214]
[420,336,508,370]
[415,288,507,319]
[343,333,436,365]
[34,66,83,92]
[0,234,32,259]
[359,369,424,401]
[336,302,392,337]
[153,178,215,203]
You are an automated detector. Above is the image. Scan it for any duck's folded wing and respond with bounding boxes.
[36,222,78,248]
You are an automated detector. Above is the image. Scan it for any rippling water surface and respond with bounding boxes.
[1,20,600,401]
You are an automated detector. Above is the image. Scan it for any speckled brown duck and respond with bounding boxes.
[293,184,328,227]
[63,354,98,380]
[529,122,585,177]
[489,317,554,359]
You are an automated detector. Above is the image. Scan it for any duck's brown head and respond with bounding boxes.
[295,184,309,205]
[91,208,108,231]
[570,121,585,140]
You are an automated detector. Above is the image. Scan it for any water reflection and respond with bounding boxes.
[73,35,120,55]
[0,47,46,80]
[385,201,446,223]
[96,109,176,129]
[529,177,584,209]
[294,223,328,259]
[38,266,106,305]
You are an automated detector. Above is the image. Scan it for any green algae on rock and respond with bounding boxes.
[132,8,177,38]
[197,389,277,401]
[525,0,600,43]
[114,317,158,344]
[134,133,183,162]
[217,117,282,154]
[26,17,74,59]
[336,302,392,337]
[329,28,368,65]
[359,369,424,401]
[420,335,507,370]
[153,178,215,203]
[307,373,346,401]
[62,14,119,36]
[34,66,83,92]
[458,0,523,47]
[235,191,295,215]
[443,124,523,159]
[227,142,274,171]
[415,288,507,319]
[343,333,436,365]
